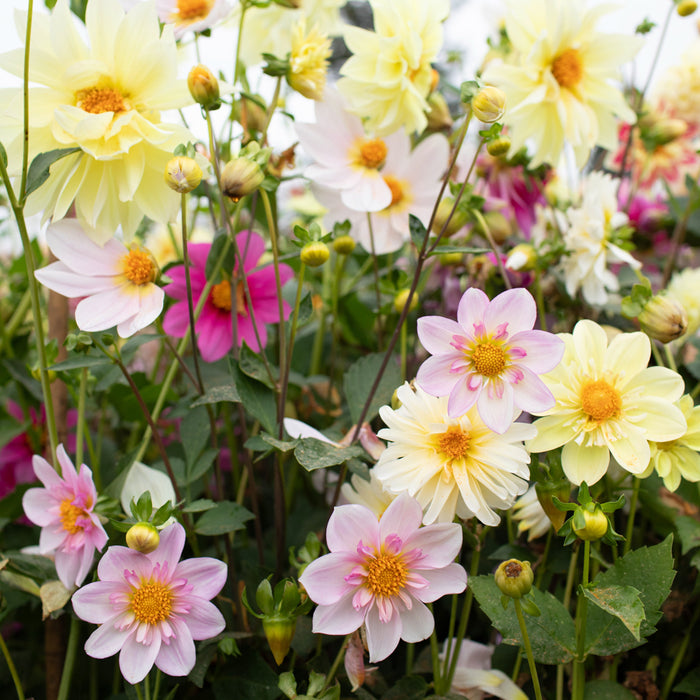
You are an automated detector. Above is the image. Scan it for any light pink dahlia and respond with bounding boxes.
[22,445,108,589]
[72,522,226,685]
[416,288,564,434]
[299,493,466,662]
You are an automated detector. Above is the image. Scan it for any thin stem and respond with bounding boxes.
[470,207,511,290]
[152,669,162,700]
[513,598,544,700]
[260,77,282,146]
[661,601,700,700]
[56,616,80,700]
[572,540,591,700]
[0,632,25,700]
[75,367,87,467]
[19,0,33,203]
[624,478,641,555]
[366,213,384,348]
[320,636,349,693]
[429,615,442,692]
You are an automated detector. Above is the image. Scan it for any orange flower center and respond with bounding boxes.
[76,87,127,115]
[176,0,213,20]
[59,498,85,535]
[436,425,471,460]
[471,342,507,377]
[366,553,407,597]
[355,138,388,170]
[122,248,156,286]
[210,280,232,311]
[551,48,583,89]
[580,379,621,422]
[131,581,173,625]
[383,175,404,207]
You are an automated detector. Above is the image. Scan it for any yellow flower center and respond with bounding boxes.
[551,48,583,89]
[131,581,173,625]
[383,175,404,207]
[436,425,471,460]
[355,138,388,170]
[122,248,156,286]
[580,379,622,421]
[59,498,85,535]
[210,280,232,311]
[176,0,213,20]
[366,553,407,597]
[76,87,127,115]
[471,342,507,377]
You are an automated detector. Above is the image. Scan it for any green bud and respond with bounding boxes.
[263,616,297,666]
[332,234,356,255]
[300,241,330,267]
[471,86,506,123]
[677,0,697,17]
[638,294,688,344]
[221,157,264,200]
[572,506,609,542]
[393,288,418,314]
[125,522,160,554]
[495,559,534,599]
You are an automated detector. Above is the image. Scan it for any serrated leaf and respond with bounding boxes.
[239,343,278,388]
[343,352,402,425]
[581,584,645,640]
[40,580,72,619]
[409,213,428,248]
[582,680,638,699]
[183,498,217,513]
[675,515,700,555]
[470,574,576,664]
[293,438,365,471]
[231,360,277,434]
[25,147,80,197]
[195,500,254,535]
[205,231,235,280]
[191,384,241,406]
[181,405,210,467]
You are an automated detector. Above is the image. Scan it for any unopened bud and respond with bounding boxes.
[300,241,330,267]
[487,135,511,157]
[495,559,534,599]
[262,617,297,665]
[187,64,221,110]
[647,117,688,146]
[393,288,418,314]
[472,86,506,123]
[505,243,537,272]
[638,294,688,343]
[677,0,697,17]
[438,251,464,266]
[426,92,453,132]
[126,522,160,554]
[432,197,468,237]
[429,68,440,93]
[164,156,203,194]
[333,235,356,255]
[476,210,511,244]
[572,506,609,542]
[221,157,264,200]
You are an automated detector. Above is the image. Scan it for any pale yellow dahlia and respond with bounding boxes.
[527,320,687,486]
[482,0,642,167]
[338,0,449,136]
[653,41,700,129]
[644,395,700,492]
[666,266,700,344]
[288,20,332,101]
[0,0,193,244]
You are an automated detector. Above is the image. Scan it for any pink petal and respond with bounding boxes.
[75,286,141,333]
[511,368,556,414]
[312,594,365,635]
[484,288,536,335]
[326,504,380,553]
[162,302,190,338]
[417,316,465,355]
[456,288,489,332]
[116,285,164,338]
[35,262,117,297]
[182,599,226,640]
[402,523,463,568]
[119,631,161,685]
[511,330,565,373]
[46,219,125,276]
[235,231,265,272]
[364,603,401,662]
[299,552,359,606]
[398,599,434,643]
[414,564,467,603]
[378,493,423,543]
[476,381,515,433]
[416,354,464,397]
[175,558,227,600]
[32,454,64,490]
[148,522,185,572]
[195,307,232,362]
[187,243,211,270]
[84,619,133,659]
[39,523,67,551]
[23,487,57,526]
[156,618,196,676]
[446,376,480,418]
[97,545,149,583]
[72,581,124,623]
[56,545,94,588]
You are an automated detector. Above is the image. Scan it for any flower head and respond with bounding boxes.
[482,0,641,167]
[299,494,466,662]
[34,220,163,338]
[375,383,535,526]
[666,266,700,344]
[72,522,226,684]
[527,320,687,485]
[0,0,194,243]
[288,20,332,100]
[416,287,564,433]
[22,445,108,589]
[511,485,552,541]
[157,0,231,39]
[163,232,293,362]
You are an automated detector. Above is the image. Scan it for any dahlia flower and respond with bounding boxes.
[34,220,164,338]
[288,20,332,101]
[338,0,449,135]
[0,0,193,243]
[156,0,232,39]
[511,485,552,541]
[22,445,108,589]
[666,266,700,343]
[653,41,700,129]
[527,320,687,485]
[72,522,226,684]
[163,232,293,362]
[482,0,641,167]
[375,383,535,526]
[299,493,466,662]
[416,287,564,434]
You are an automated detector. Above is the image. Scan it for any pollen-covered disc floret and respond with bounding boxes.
[72,523,226,685]
[299,494,466,662]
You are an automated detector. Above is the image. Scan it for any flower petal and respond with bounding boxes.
[561,442,609,485]
[84,619,133,659]
[72,581,124,623]
[156,618,196,677]
[175,558,227,601]
[414,564,467,602]
[119,631,161,685]
[417,316,465,355]
[364,603,401,662]
[181,599,226,640]
[398,599,434,643]
[299,552,360,606]
[326,504,379,553]
[312,594,364,636]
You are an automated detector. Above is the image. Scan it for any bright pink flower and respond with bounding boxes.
[163,231,293,362]
[299,493,466,662]
[22,445,108,588]
[416,288,564,434]
[72,522,226,685]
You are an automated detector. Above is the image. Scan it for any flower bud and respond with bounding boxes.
[495,559,534,599]
[638,294,688,343]
[471,86,506,123]
[125,522,160,554]
[220,157,264,200]
[300,241,330,267]
[333,235,356,255]
[505,243,537,272]
[431,197,468,237]
[262,616,297,665]
[487,135,511,157]
[393,288,418,314]
[164,156,203,194]
[646,117,688,146]
[677,0,697,17]
[187,64,221,110]
[426,92,453,132]
[438,251,464,266]
[429,68,440,93]
[572,506,609,541]
[476,210,512,244]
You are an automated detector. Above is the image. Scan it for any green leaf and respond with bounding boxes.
[213,650,282,700]
[337,293,376,347]
[181,405,210,468]
[182,498,217,513]
[0,141,7,167]
[675,515,700,555]
[293,438,365,471]
[50,354,112,371]
[191,384,240,406]
[239,343,278,388]
[409,213,428,248]
[25,148,80,197]
[186,448,219,484]
[584,536,675,656]
[581,584,645,641]
[231,360,277,434]
[674,668,700,696]
[583,680,637,699]
[205,231,235,280]
[194,500,254,535]
[343,352,402,425]
[470,574,576,664]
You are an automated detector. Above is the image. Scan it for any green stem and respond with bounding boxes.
[320,636,349,693]
[511,648,522,682]
[661,601,700,700]
[0,287,31,355]
[260,77,282,146]
[573,540,591,700]
[429,613,442,692]
[19,0,33,203]
[623,477,641,555]
[0,632,25,700]
[75,367,87,468]
[56,616,80,700]
[514,598,544,700]
[399,316,407,380]
[366,213,384,348]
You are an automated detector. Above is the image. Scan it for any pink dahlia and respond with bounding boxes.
[163,231,293,362]
[22,445,108,589]
[416,288,564,434]
[72,522,227,685]
[299,493,466,662]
